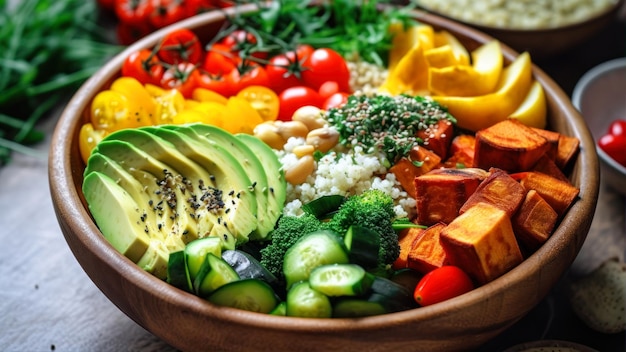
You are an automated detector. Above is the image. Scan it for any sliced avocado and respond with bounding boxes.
[236,133,287,221]
[92,140,200,248]
[136,239,170,279]
[82,172,150,263]
[142,126,258,244]
[167,123,278,240]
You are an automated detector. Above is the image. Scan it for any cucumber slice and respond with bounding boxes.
[309,264,374,296]
[343,225,380,269]
[270,301,287,316]
[332,298,388,318]
[286,281,332,318]
[184,237,223,281]
[208,279,279,314]
[193,253,240,297]
[167,250,192,292]
[370,276,417,312]
[301,194,346,219]
[221,250,279,288]
[283,230,349,289]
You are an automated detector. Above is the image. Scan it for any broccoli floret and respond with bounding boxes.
[327,189,400,267]
[259,213,323,279]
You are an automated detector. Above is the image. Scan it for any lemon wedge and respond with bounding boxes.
[509,80,547,129]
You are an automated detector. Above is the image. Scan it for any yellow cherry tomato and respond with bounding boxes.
[90,90,140,132]
[236,85,279,121]
[78,122,107,163]
[192,87,228,104]
[109,76,155,126]
[145,84,186,125]
[223,96,264,134]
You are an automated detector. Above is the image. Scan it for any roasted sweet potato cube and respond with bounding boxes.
[531,127,560,160]
[473,119,551,172]
[460,168,525,217]
[440,202,524,285]
[393,227,425,270]
[407,222,449,274]
[513,190,558,251]
[511,171,579,217]
[443,134,475,168]
[389,147,442,198]
[532,154,569,183]
[556,134,580,170]
[415,168,487,226]
[417,119,455,158]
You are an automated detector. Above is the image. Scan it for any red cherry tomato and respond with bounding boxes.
[184,0,216,17]
[598,133,626,167]
[323,92,349,110]
[114,0,154,26]
[265,54,303,94]
[121,49,164,86]
[229,64,270,94]
[608,120,626,138]
[195,72,235,97]
[413,266,474,306]
[301,48,351,93]
[116,21,154,45]
[160,62,200,99]
[277,86,324,121]
[202,43,240,76]
[149,0,186,29]
[157,28,203,65]
[318,81,340,99]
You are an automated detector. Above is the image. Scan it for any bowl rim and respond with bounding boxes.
[572,56,626,175]
[416,0,624,33]
[47,4,600,344]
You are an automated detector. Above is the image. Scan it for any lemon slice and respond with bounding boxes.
[509,80,547,129]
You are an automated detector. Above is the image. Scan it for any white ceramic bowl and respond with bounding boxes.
[573,57,626,195]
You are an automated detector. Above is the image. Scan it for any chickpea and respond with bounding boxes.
[277,120,309,141]
[306,127,340,153]
[253,122,284,150]
[292,105,326,131]
[284,155,315,185]
[292,144,315,158]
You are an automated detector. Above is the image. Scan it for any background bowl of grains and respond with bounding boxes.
[48,3,599,352]
[415,0,625,59]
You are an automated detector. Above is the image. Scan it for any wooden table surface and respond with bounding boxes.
[1,12,626,352]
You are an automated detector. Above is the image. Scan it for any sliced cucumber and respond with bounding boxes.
[166,250,192,292]
[370,276,417,312]
[270,301,287,316]
[343,225,380,269]
[301,194,346,220]
[221,249,279,288]
[309,264,374,296]
[286,281,332,318]
[193,253,240,297]
[332,298,388,318]
[184,237,223,281]
[283,230,349,289]
[208,279,279,314]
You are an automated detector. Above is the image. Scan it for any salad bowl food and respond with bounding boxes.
[49,4,599,351]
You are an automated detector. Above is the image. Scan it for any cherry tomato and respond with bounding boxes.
[90,90,141,132]
[598,133,626,167]
[277,86,324,121]
[149,0,186,29]
[79,123,107,164]
[323,92,349,110]
[220,29,267,61]
[98,0,116,12]
[116,21,153,45]
[121,49,164,86]
[229,64,270,94]
[301,48,351,93]
[157,28,203,65]
[202,43,240,76]
[236,85,280,121]
[265,53,303,94]
[413,266,474,306]
[223,96,264,134]
[114,0,154,25]
[184,0,216,17]
[160,62,200,98]
[195,71,235,97]
[110,77,157,125]
[145,84,186,124]
[318,81,340,99]
[608,120,626,138]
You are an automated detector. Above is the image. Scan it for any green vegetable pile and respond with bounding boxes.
[0,0,121,165]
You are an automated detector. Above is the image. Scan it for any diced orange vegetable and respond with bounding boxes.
[416,119,455,159]
[511,171,580,217]
[459,168,526,217]
[415,168,487,226]
[407,222,450,275]
[473,119,550,172]
[394,227,425,270]
[532,155,569,183]
[531,127,560,161]
[512,190,558,251]
[556,134,580,170]
[440,202,524,285]
[443,134,475,168]
[390,145,442,198]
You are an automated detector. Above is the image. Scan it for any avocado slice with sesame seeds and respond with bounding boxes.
[165,124,280,240]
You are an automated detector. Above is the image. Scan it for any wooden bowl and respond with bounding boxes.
[416,0,625,60]
[48,6,600,352]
